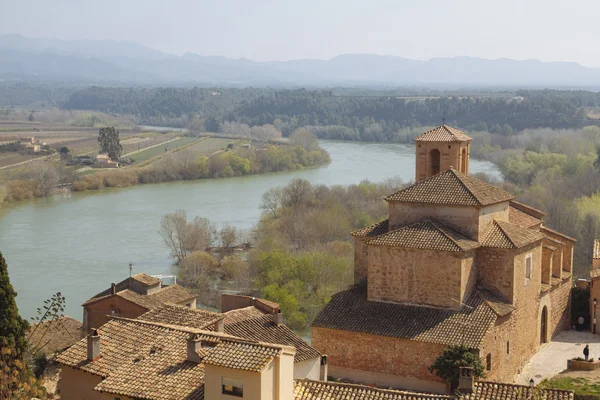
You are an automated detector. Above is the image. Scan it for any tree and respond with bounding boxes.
[219,224,238,253]
[289,128,319,152]
[428,345,485,391]
[28,112,34,122]
[0,252,29,358]
[159,210,215,263]
[187,115,205,137]
[29,162,60,197]
[59,146,70,155]
[260,187,283,218]
[0,338,46,399]
[283,178,312,208]
[178,251,218,288]
[27,292,66,356]
[250,124,282,141]
[97,126,123,161]
[221,256,252,290]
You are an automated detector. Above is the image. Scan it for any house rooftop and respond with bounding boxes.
[312,284,496,348]
[480,220,546,249]
[460,381,573,400]
[366,219,480,252]
[384,168,514,207]
[350,219,389,237]
[413,125,472,143]
[137,303,222,329]
[508,205,543,228]
[27,316,82,356]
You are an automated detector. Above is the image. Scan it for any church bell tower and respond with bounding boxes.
[414,125,472,182]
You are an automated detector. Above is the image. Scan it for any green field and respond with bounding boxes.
[130,137,199,164]
[186,138,237,156]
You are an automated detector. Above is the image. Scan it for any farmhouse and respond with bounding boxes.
[312,125,574,393]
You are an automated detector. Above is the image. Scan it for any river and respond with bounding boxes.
[0,140,502,320]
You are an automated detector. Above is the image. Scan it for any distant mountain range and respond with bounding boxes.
[1,33,600,88]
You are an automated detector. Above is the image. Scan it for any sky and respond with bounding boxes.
[1,0,599,66]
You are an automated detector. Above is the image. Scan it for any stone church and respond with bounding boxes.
[312,125,574,393]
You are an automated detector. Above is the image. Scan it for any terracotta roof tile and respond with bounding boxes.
[481,220,545,249]
[131,273,161,286]
[27,316,82,356]
[385,169,514,207]
[350,220,389,237]
[510,200,546,219]
[312,284,496,348]
[413,125,472,142]
[366,220,479,252]
[594,240,600,260]
[460,381,574,400]
[476,287,515,317]
[117,285,196,309]
[137,304,222,329]
[223,306,266,324]
[509,206,543,228]
[225,314,321,363]
[203,340,284,372]
[294,379,453,400]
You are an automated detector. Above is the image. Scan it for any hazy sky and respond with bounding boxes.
[2,0,599,65]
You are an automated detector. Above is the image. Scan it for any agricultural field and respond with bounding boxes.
[129,137,200,164]
[185,138,237,157]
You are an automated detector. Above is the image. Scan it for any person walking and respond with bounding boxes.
[584,344,590,361]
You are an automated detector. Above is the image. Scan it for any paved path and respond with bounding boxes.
[516,330,600,385]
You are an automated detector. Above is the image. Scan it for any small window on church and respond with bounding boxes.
[525,253,532,280]
[507,341,510,355]
[486,353,491,371]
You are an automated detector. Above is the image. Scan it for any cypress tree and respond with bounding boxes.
[0,251,29,357]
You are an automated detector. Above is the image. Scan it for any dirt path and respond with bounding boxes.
[0,154,55,170]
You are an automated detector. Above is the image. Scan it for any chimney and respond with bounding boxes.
[320,355,328,382]
[87,329,101,361]
[273,312,283,326]
[111,282,116,295]
[215,318,225,333]
[187,334,202,363]
[458,367,474,393]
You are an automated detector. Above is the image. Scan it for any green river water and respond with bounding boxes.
[0,140,501,320]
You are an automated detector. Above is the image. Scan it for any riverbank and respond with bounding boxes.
[2,138,331,202]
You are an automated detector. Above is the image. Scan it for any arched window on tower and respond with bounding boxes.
[429,149,440,176]
[461,148,467,173]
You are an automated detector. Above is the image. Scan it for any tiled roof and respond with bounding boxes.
[137,303,222,329]
[480,220,545,249]
[460,381,574,400]
[27,316,82,356]
[118,285,196,309]
[223,306,266,324]
[202,340,285,372]
[509,206,543,228]
[131,273,161,287]
[594,240,600,259]
[510,200,546,219]
[312,284,496,348]
[350,220,389,237]
[413,125,472,142]
[385,169,514,207]
[294,379,453,400]
[366,220,479,252]
[225,314,321,362]
[476,287,515,317]
[540,226,576,243]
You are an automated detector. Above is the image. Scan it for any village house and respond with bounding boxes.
[94,153,119,168]
[312,125,574,393]
[82,273,196,334]
[589,240,600,333]
[56,308,572,400]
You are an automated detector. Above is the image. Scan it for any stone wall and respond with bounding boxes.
[388,202,480,240]
[312,327,447,393]
[367,245,467,308]
[415,141,470,182]
[549,280,572,337]
[476,248,516,303]
[354,236,369,284]
[542,247,553,285]
[477,202,510,239]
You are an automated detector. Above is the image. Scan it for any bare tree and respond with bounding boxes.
[283,178,313,208]
[289,128,319,152]
[187,115,205,137]
[250,124,282,141]
[221,255,252,290]
[178,251,218,288]
[29,162,60,197]
[219,224,238,253]
[222,121,251,137]
[260,187,283,217]
[160,210,215,263]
